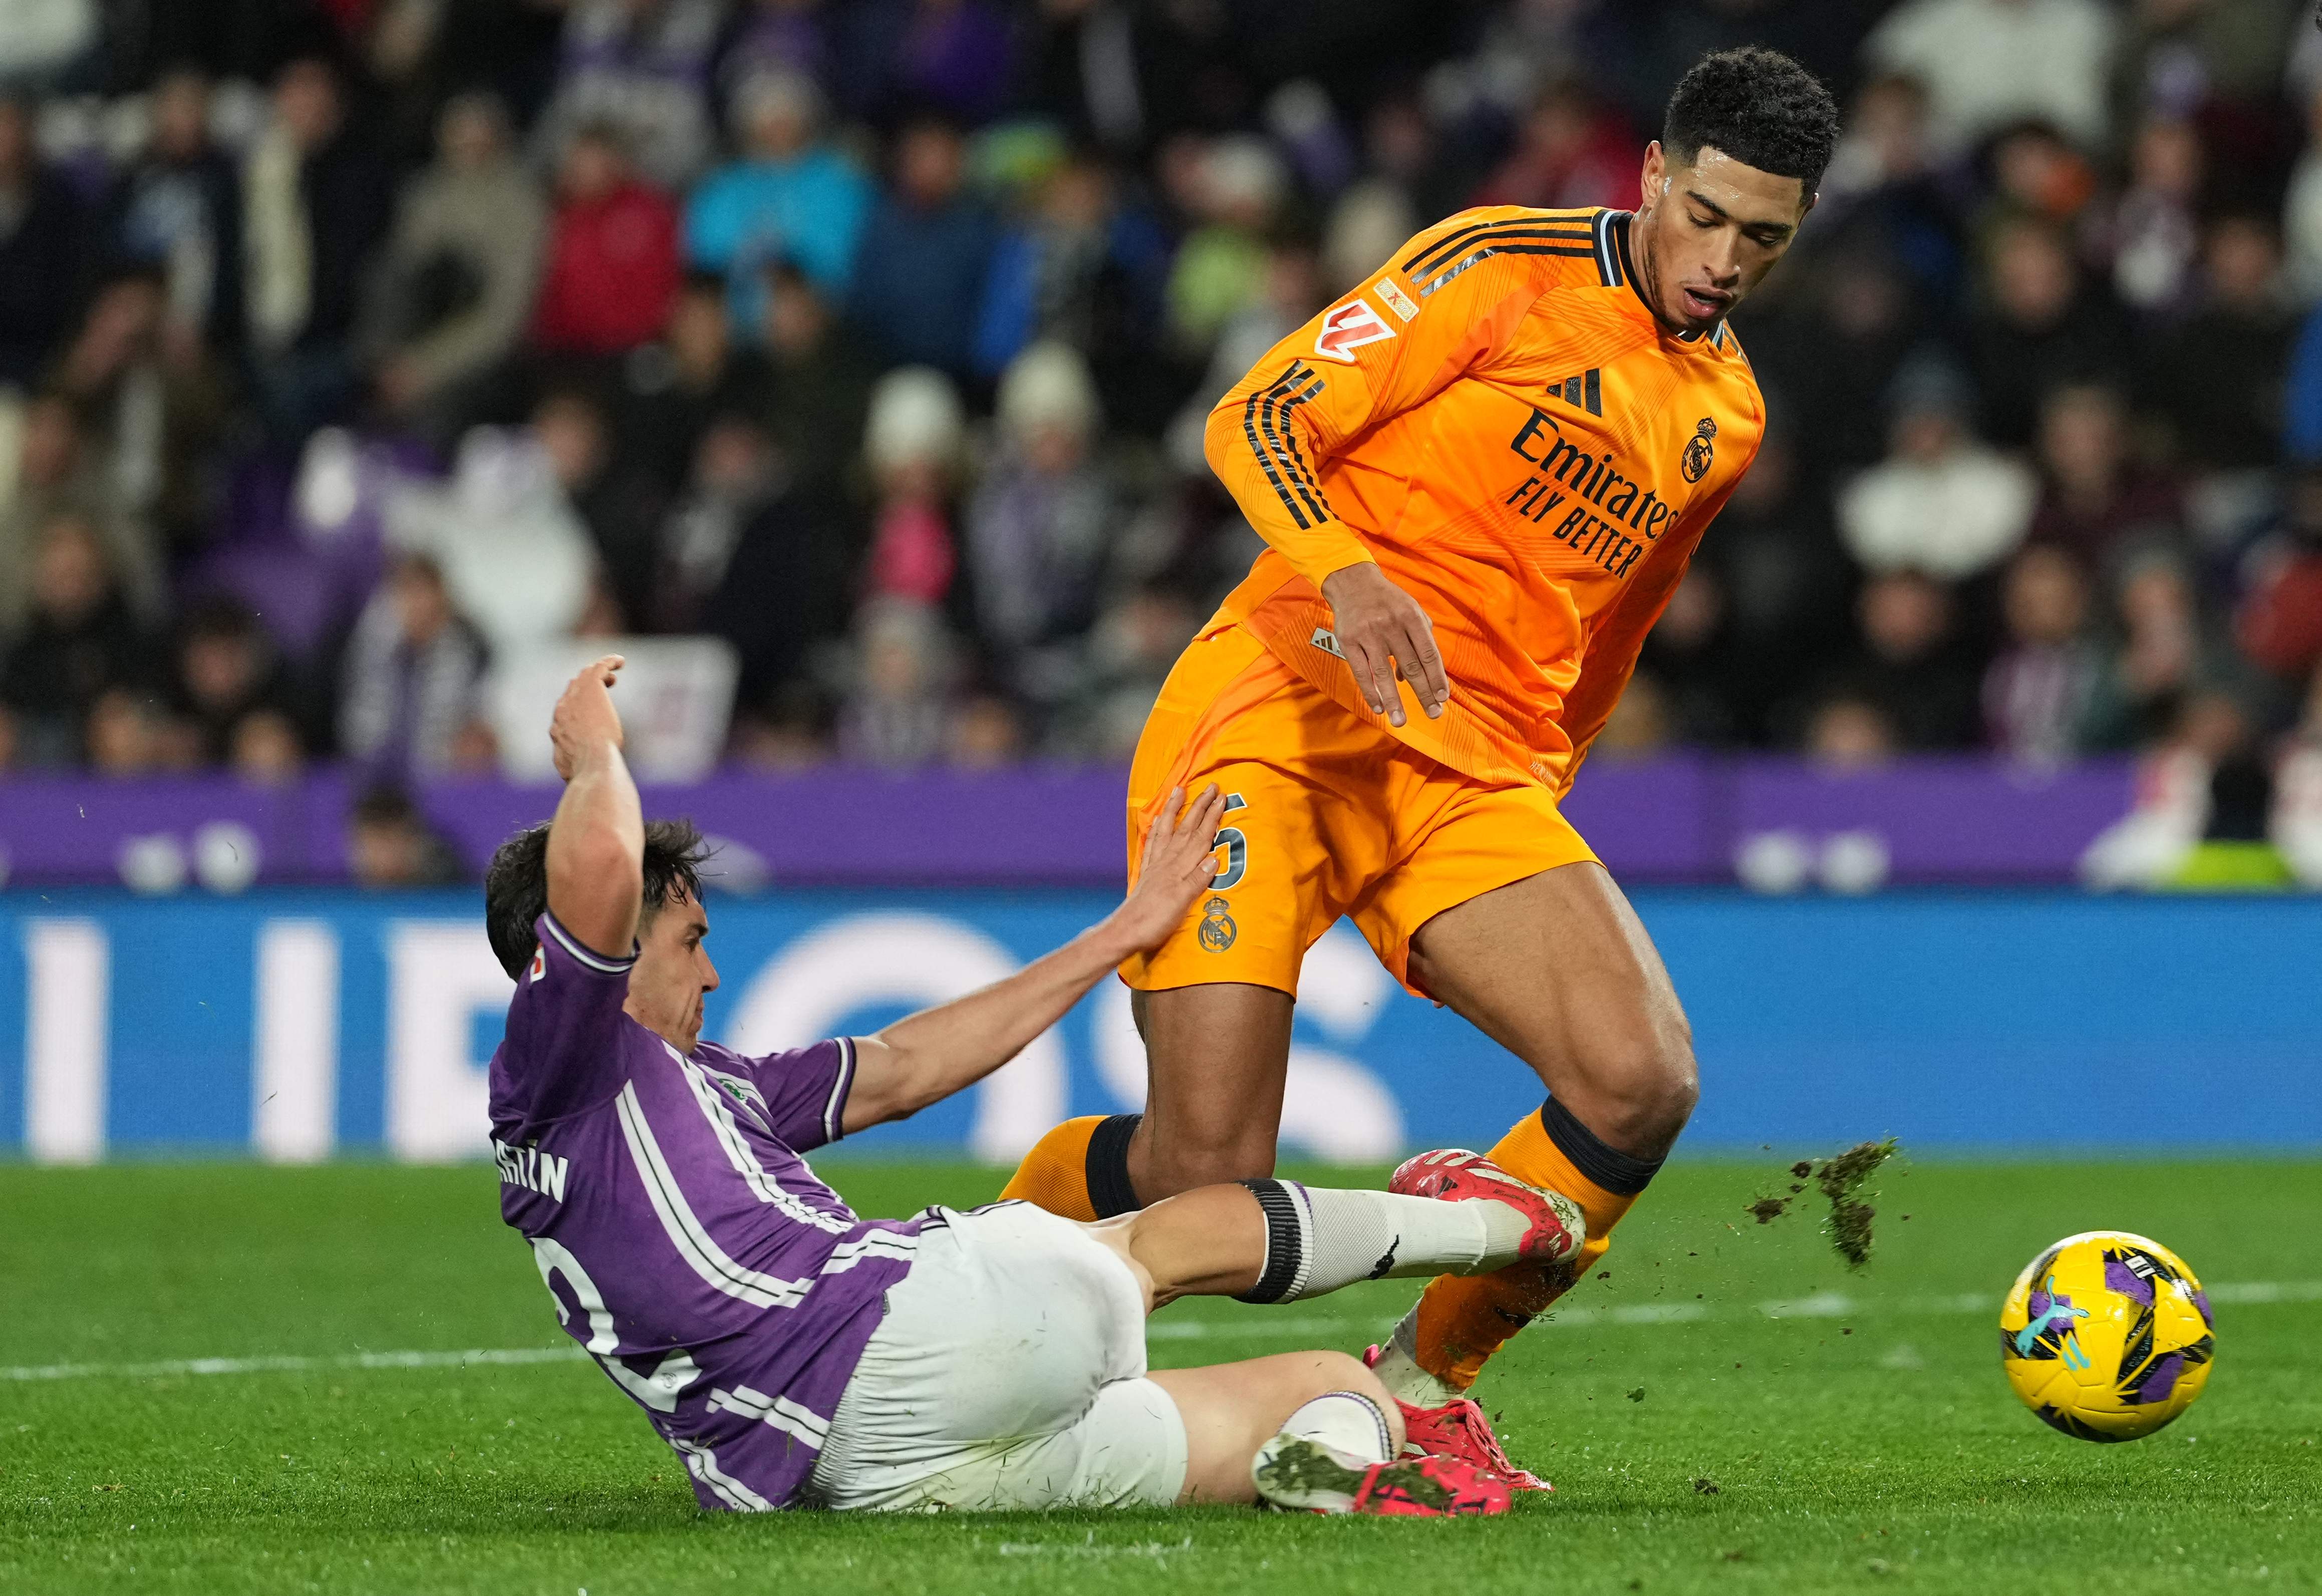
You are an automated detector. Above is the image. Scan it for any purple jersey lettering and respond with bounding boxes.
[489,912,919,1510]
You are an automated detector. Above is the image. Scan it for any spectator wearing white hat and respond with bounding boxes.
[861,366,967,618]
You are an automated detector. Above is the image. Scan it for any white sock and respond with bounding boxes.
[1278,1391,1393,1465]
[1367,1310,1462,1408]
[1234,1181,1533,1304]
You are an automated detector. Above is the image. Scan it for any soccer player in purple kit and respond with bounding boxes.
[483,655,1592,1516]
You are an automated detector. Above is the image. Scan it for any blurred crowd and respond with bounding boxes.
[3,0,2322,830]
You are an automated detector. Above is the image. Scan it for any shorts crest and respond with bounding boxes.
[1198,895,1239,952]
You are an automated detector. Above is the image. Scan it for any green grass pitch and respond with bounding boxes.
[3,1156,2317,1593]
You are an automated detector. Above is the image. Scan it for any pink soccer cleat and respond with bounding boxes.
[1389,1147,1586,1270]
[1372,1377,1553,1494]
[1251,1433,1514,1516]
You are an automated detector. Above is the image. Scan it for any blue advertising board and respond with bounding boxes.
[1,888,2315,1161]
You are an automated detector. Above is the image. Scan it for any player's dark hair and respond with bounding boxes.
[482,817,710,977]
[1662,47,1839,196]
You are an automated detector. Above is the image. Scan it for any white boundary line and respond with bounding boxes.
[5,1282,2310,1386]
[0,1346,588,1384]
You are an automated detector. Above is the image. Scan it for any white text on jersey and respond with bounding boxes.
[494,1138,570,1202]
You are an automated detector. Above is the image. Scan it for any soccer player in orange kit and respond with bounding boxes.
[999,48,1841,1480]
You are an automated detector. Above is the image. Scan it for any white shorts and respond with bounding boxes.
[803,1201,1189,1512]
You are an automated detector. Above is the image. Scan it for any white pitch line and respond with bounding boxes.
[2208,1280,2322,1305]
[1146,1314,1354,1342]
[5,1282,2312,1387]
[0,1346,588,1384]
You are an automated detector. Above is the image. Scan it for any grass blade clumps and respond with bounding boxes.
[1744,1137,1901,1268]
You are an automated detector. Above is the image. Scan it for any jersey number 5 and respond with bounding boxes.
[1211,793,1249,891]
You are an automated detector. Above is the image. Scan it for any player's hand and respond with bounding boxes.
[1110,784,1231,953]
[1320,562,1448,728]
[549,655,626,782]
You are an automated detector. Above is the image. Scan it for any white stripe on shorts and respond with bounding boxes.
[708,1383,832,1447]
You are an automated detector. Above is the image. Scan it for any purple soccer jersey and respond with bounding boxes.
[488,912,921,1511]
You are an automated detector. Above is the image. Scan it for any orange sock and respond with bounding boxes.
[1404,1102,1657,1393]
[996,1116,1105,1219]
[998,1114,1148,1220]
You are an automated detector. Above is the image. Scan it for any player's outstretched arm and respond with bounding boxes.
[543,654,645,960]
[838,784,1229,1133]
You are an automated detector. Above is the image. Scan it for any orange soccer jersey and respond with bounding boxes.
[1204,204,1764,798]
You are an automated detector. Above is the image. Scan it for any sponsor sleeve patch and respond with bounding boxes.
[1314,296,1397,363]
[1375,275,1420,322]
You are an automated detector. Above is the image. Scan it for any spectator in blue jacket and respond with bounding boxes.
[2286,295,2322,464]
[686,67,873,334]
[847,117,995,382]
[972,153,1170,429]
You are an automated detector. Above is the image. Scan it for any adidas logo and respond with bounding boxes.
[1547,369,1603,416]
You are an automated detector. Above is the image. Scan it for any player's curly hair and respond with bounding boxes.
[1663,46,1840,196]
[482,817,710,977]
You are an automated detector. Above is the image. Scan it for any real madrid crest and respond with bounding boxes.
[1198,894,1238,952]
[1680,416,1717,484]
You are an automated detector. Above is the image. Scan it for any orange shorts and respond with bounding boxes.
[1120,620,1598,999]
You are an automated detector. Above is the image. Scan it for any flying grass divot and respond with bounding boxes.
[1744,1138,1901,1269]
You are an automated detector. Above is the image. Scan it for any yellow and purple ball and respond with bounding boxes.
[1998,1230,2214,1442]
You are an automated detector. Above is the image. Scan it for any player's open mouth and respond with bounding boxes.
[1680,286,1729,320]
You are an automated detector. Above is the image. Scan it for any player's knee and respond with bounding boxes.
[1636,1035,1699,1141]
[1575,1031,1698,1154]
[1304,1348,1370,1392]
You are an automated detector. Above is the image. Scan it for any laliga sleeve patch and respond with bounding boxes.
[1375,275,1420,322]
[1314,296,1397,364]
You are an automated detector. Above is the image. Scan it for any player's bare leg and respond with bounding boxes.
[1149,1351,1393,1502]
[1126,983,1295,1199]
[1074,1166,1583,1506]
[1406,861,1694,1156]
[1380,859,1696,1400]
[993,983,1292,1218]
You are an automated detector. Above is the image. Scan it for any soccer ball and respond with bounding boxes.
[1998,1230,2214,1442]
